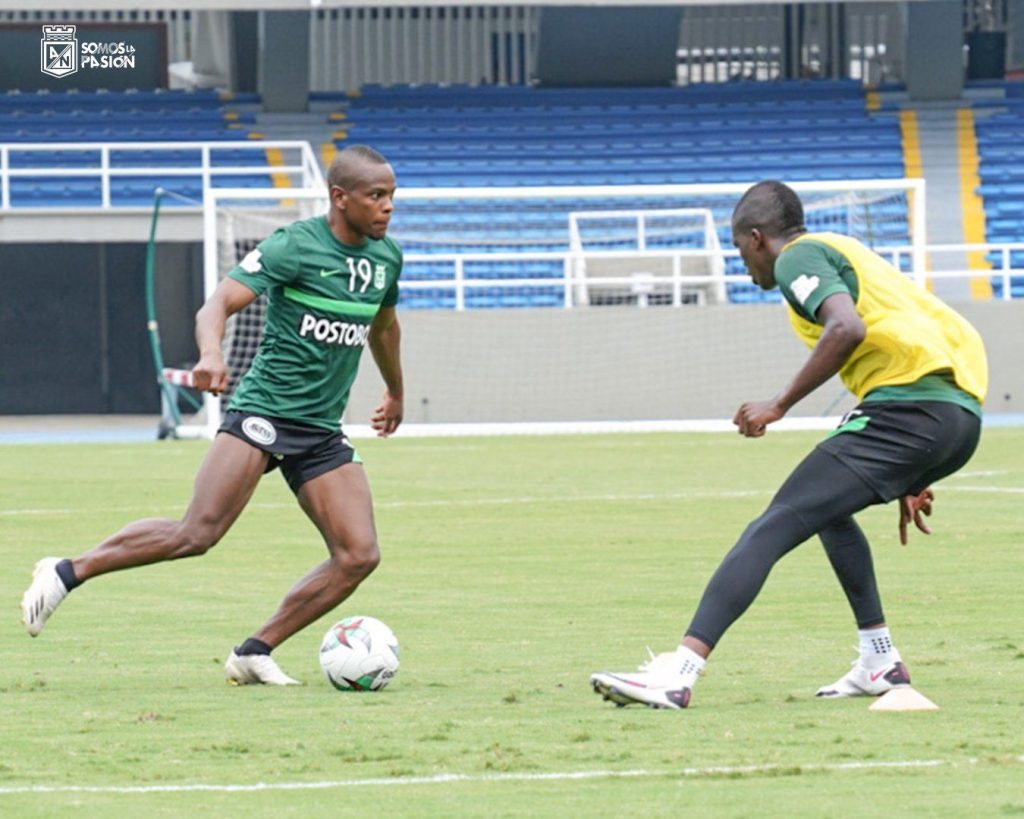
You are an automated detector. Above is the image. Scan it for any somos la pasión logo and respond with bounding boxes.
[40,24,139,79]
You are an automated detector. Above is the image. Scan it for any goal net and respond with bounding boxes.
[189,179,923,437]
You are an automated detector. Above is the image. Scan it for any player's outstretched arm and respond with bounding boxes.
[368,306,404,437]
[898,487,934,545]
[734,292,865,437]
[192,278,259,395]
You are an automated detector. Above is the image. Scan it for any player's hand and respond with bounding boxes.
[191,353,229,395]
[898,487,934,545]
[371,391,404,438]
[733,399,785,437]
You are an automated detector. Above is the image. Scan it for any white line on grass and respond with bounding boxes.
[0,489,769,518]
[2,757,1021,796]
[4,484,1024,518]
[942,485,1024,494]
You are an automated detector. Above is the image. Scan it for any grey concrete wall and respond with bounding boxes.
[258,10,309,112]
[905,0,964,100]
[346,301,1024,425]
[1009,0,1024,71]
[535,6,683,86]
[954,300,1024,416]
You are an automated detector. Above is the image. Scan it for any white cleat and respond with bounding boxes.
[590,651,696,709]
[224,650,303,686]
[816,658,911,698]
[21,557,69,637]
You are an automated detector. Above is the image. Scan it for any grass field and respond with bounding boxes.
[2,429,1022,817]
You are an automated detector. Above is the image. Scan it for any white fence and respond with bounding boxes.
[0,140,324,210]
[398,246,1024,308]
[1,159,1017,302]
[665,1,905,86]
[311,5,536,90]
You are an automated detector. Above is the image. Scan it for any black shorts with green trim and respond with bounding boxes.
[816,401,981,502]
[218,410,361,494]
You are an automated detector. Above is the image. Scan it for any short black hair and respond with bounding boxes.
[328,145,390,189]
[732,180,805,238]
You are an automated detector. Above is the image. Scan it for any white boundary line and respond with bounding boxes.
[3,757,1022,795]
[2,484,1022,518]
[0,489,769,518]
[341,418,844,438]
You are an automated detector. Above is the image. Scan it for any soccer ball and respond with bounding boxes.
[319,615,400,692]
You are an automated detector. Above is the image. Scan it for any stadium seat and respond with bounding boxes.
[973,88,1024,297]
[0,89,289,207]
[334,81,904,309]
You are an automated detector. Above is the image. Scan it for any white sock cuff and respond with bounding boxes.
[674,645,706,677]
[858,627,896,657]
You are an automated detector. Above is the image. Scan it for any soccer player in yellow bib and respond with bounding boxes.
[592,179,988,709]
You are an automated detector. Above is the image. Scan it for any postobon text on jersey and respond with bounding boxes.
[297,314,371,347]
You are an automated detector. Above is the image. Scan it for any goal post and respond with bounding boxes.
[191,179,925,438]
[568,207,727,307]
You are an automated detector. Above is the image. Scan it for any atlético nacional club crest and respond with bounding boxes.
[41,24,78,78]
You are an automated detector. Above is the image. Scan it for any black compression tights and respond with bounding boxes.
[685,447,885,649]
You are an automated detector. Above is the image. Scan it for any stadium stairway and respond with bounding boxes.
[900,105,977,301]
[878,80,1024,300]
[245,102,343,175]
[972,80,1024,298]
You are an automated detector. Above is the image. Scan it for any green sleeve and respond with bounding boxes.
[380,242,402,307]
[226,227,298,295]
[774,241,851,323]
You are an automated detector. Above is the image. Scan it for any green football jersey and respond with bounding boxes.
[226,215,402,431]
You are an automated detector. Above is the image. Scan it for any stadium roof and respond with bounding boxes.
[0,0,939,9]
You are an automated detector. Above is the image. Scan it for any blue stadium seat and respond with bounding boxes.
[0,89,291,209]
[972,89,1024,297]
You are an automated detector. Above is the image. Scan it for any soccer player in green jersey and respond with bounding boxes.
[22,145,405,686]
[592,180,988,709]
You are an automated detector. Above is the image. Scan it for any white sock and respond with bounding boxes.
[858,627,900,668]
[673,645,706,681]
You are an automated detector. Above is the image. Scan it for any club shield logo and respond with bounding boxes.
[41,25,78,78]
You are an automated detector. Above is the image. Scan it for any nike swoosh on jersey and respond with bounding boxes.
[320,268,344,277]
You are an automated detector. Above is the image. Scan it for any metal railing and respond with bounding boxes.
[0,140,325,210]
[401,249,730,310]
[399,244,1024,309]
[879,242,1024,300]
[310,5,537,89]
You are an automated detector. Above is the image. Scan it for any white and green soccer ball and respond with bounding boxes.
[319,615,400,692]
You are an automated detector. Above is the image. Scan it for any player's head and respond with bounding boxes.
[327,145,396,242]
[731,180,806,290]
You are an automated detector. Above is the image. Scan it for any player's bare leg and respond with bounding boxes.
[22,434,267,637]
[76,434,268,578]
[226,462,379,686]
[257,462,380,647]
